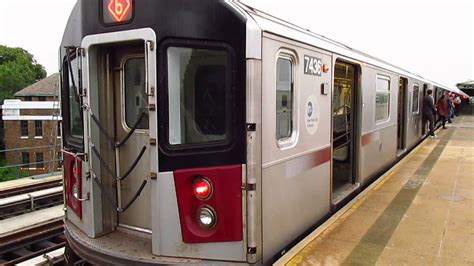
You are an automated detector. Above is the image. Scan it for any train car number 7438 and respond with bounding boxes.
[304,55,322,76]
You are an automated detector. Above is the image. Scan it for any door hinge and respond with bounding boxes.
[247,247,257,254]
[246,123,256,132]
[149,104,156,111]
[80,88,87,97]
[146,86,155,97]
[147,40,155,51]
[242,183,256,191]
[78,47,86,57]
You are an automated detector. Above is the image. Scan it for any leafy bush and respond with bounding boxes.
[0,160,28,182]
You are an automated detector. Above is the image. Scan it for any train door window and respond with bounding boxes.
[435,87,443,102]
[276,56,294,141]
[167,47,230,145]
[412,84,420,113]
[123,56,148,130]
[375,76,390,122]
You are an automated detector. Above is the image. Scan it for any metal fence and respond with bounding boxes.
[0,144,62,181]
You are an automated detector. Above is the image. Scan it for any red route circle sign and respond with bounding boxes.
[107,0,132,22]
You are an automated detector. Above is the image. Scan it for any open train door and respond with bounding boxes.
[397,77,408,155]
[81,29,157,235]
[331,60,360,205]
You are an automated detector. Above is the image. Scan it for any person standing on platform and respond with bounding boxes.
[422,89,437,137]
[436,95,448,129]
[447,93,454,122]
[454,95,462,116]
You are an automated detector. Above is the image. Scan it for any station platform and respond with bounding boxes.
[276,106,474,265]
[0,172,62,192]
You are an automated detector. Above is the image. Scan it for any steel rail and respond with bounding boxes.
[0,220,65,265]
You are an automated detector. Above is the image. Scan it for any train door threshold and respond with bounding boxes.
[331,183,359,205]
[396,148,407,157]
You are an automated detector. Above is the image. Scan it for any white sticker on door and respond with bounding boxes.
[305,95,319,135]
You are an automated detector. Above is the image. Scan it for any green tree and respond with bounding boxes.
[0,45,47,102]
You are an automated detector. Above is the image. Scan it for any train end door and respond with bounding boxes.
[80,28,158,236]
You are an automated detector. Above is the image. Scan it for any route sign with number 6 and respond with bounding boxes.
[102,0,133,24]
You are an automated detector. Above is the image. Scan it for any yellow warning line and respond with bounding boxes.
[274,137,434,266]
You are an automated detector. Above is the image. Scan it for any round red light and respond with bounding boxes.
[193,177,213,200]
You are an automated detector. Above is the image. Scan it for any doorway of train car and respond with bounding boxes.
[112,43,150,231]
[331,60,359,204]
[95,41,151,231]
[397,77,408,154]
[421,84,429,135]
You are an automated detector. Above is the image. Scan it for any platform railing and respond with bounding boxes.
[0,144,62,182]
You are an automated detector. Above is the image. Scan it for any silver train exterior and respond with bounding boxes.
[59,0,462,264]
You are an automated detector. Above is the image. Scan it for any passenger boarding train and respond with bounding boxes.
[59,0,465,264]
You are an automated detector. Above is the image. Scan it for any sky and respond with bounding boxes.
[0,0,472,88]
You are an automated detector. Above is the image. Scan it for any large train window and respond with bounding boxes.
[276,55,294,141]
[123,56,148,130]
[375,75,390,122]
[167,47,230,145]
[63,57,83,141]
[412,84,420,113]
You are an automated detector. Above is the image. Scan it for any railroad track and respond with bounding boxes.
[0,187,64,220]
[0,179,62,199]
[0,220,65,265]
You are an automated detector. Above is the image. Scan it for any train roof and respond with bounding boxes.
[233,1,468,96]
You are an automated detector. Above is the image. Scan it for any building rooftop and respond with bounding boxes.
[14,73,60,97]
[456,80,474,96]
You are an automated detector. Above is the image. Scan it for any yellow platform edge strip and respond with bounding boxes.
[274,136,433,266]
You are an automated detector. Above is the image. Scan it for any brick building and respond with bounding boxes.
[2,73,62,175]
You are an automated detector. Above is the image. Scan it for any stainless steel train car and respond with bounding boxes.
[59,0,463,264]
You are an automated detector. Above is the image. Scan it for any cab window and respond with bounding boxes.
[167,47,230,145]
[65,57,83,140]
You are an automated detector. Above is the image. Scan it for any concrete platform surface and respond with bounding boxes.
[277,107,474,265]
[0,205,64,237]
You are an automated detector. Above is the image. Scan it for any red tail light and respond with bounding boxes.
[193,177,213,200]
[174,165,243,243]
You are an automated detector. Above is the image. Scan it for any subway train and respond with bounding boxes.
[59,0,465,264]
